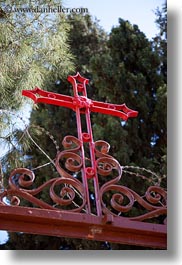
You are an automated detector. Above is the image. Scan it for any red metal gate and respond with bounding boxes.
[0,73,167,249]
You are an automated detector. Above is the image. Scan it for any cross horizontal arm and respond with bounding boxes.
[22,87,75,110]
[22,86,138,121]
[91,101,138,121]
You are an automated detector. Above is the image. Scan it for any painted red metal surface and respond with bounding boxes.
[0,73,167,249]
[22,72,138,216]
[0,206,166,249]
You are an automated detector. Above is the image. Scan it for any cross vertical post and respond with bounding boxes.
[68,73,102,215]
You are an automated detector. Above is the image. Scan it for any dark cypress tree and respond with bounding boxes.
[90,17,166,176]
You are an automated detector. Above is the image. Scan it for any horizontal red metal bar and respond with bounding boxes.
[91,102,138,120]
[22,88,138,121]
[22,88,75,110]
[0,205,167,249]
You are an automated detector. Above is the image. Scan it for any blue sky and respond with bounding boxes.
[65,0,165,39]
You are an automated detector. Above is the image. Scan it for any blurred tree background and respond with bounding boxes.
[0,0,167,250]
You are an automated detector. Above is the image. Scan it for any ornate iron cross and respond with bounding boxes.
[0,73,167,249]
[22,72,138,215]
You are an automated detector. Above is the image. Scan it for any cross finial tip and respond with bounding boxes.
[68,72,89,85]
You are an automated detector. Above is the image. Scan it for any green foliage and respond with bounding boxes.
[152,0,167,83]
[67,13,107,73]
[0,0,74,111]
[90,17,166,174]
[0,0,74,162]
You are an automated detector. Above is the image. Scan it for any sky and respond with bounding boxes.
[64,0,165,39]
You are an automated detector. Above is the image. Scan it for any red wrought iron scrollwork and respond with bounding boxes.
[0,135,167,223]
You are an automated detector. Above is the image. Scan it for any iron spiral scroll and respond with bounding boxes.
[0,134,167,224]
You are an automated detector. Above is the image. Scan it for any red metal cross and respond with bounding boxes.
[22,72,138,215]
[0,73,167,249]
